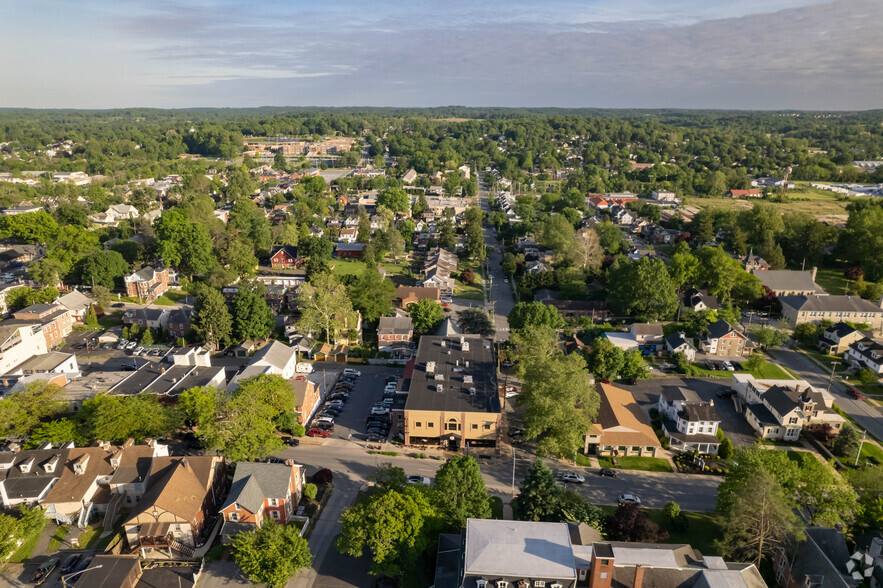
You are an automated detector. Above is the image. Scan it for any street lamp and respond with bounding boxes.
[62,565,103,588]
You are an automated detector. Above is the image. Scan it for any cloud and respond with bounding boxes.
[0,0,880,109]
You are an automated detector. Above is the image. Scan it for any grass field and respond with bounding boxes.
[330,259,408,278]
[814,266,851,296]
[598,456,673,473]
[684,186,849,218]
[10,517,48,563]
[47,525,70,551]
[597,506,724,556]
[151,290,187,306]
[859,441,883,466]
[689,359,793,380]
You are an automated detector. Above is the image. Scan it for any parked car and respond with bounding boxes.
[505,390,519,399]
[126,341,137,350]
[598,468,618,478]
[315,422,335,431]
[315,416,334,425]
[722,361,735,372]
[371,406,390,415]
[343,368,361,377]
[717,390,736,398]
[295,375,306,381]
[559,472,585,484]
[31,558,59,584]
[116,340,128,350]
[848,388,867,400]
[501,360,515,367]
[112,302,125,308]
[133,347,144,356]
[307,428,330,437]
[60,553,82,574]
[287,437,300,446]
[326,399,344,407]
[407,476,431,486]
[705,360,717,371]
[618,493,642,506]
[71,555,94,575]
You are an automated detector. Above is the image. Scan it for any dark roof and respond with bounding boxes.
[270,245,299,259]
[433,532,463,588]
[404,336,500,414]
[666,331,694,349]
[681,404,719,422]
[547,300,607,312]
[0,448,70,500]
[80,555,141,588]
[787,527,858,588]
[706,319,740,340]
[222,462,294,513]
[779,295,883,314]
[762,385,804,417]
[378,316,413,335]
[335,242,366,252]
[138,565,196,588]
[746,403,779,427]
[753,270,824,294]
[684,287,719,310]
[125,307,166,322]
[824,321,857,338]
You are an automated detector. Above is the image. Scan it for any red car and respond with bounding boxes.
[295,376,306,381]
[307,428,330,437]
[848,388,867,400]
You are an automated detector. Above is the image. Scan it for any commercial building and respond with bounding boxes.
[584,383,661,457]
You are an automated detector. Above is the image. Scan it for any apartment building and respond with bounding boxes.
[124,266,170,301]
[779,295,883,330]
[12,303,73,349]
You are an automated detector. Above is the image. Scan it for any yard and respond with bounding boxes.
[151,290,188,306]
[858,441,883,466]
[814,265,851,296]
[689,359,793,380]
[684,186,849,219]
[597,506,723,556]
[597,456,673,473]
[330,259,408,278]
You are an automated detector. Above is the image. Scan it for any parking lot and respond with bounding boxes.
[4,550,98,588]
[306,364,404,443]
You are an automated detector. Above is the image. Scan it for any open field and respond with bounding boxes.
[684,186,849,218]
[689,359,793,380]
[814,265,851,295]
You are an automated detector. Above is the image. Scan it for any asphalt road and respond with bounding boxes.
[478,181,515,341]
[770,348,883,441]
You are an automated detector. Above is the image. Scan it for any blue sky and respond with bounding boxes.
[1,0,880,110]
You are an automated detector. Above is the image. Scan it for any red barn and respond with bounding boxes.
[269,245,302,269]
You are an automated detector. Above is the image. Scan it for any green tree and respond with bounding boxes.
[273,151,288,172]
[793,323,819,347]
[337,487,439,577]
[511,326,599,457]
[0,382,66,439]
[409,298,445,335]
[141,328,154,346]
[28,258,68,286]
[225,237,259,276]
[718,437,734,459]
[512,460,562,521]
[155,209,217,278]
[192,287,233,350]
[371,463,408,491]
[619,349,649,383]
[595,221,625,254]
[377,188,409,214]
[28,419,84,448]
[347,267,396,323]
[91,285,112,311]
[749,325,789,350]
[299,273,355,344]
[609,257,678,321]
[507,301,565,333]
[231,521,311,588]
[717,469,803,566]
[438,218,456,248]
[84,305,98,328]
[79,395,181,443]
[586,337,625,381]
[567,228,603,273]
[432,455,492,527]
[539,215,575,255]
[833,423,862,460]
[231,284,275,341]
[668,248,700,290]
[456,308,495,337]
[77,250,129,289]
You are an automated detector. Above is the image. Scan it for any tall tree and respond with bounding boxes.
[456,308,495,337]
[409,298,444,335]
[298,273,355,344]
[586,337,625,381]
[432,456,492,527]
[377,188,410,214]
[79,395,181,443]
[512,460,562,521]
[76,250,129,289]
[568,228,603,273]
[232,521,311,588]
[347,267,395,323]
[0,382,66,439]
[231,283,275,341]
[507,301,564,333]
[192,287,233,350]
[609,257,678,321]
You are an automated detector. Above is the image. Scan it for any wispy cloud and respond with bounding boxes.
[0,0,879,109]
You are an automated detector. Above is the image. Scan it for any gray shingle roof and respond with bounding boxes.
[706,319,738,340]
[378,316,413,335]
[753,270,825,294]
[251,341,296,371]
[779,295,883,314]
[222,462,293,514]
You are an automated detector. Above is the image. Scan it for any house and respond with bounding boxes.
[726,189,762,198]
[397,286,440,308]
[89,204,140,226]
[0,444,71,507]
[249,341,298,379]
[402,169,418,185]
[779,295,883,330]
[12,303,73,349]
[546,300,608,322]
[751,268,826,296]
[220,462,305,543]
[683,287,719,312]
[403,336,501,450]
[525,260,548,274]
[335,242,366,258]
[700,320,749,357]
[845,338,883,374]
[172,346,212,367]
[56,290,93,323]
[601,332,639,352]
[773,526,859,588]
[630,323,663,345]
[167,307,192,338]
[338,227,358,243]
[43,440,168,526]
[122,307,170,332]
[584,383,661,457]
[434,519,766,588]
[651,190,678,202]
[657,387,721,453]
[287,333,315,358]
[124,455,225,556]
[0,244,43,268]
[292,378,320,424]
[378,316,414,351]
[0,322,47,373]
[731,374,845,441]
[817,322,864,355]
[609,204,634,225]
[269,245,303,269]
[124,266,169,301]
[666,331,697,361]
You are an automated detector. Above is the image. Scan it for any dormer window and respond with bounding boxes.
[43,456,59,473]
[496,582,509,588]
[476,581,487,588]
[19,457,34,473]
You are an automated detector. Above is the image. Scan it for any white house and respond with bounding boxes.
[666,331,697,361]
[845,338,883,374]
[657,387,721,453]
[651,190,679,203]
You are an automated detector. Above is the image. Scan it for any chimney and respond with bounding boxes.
[633,565,645,588]
[161,367,166,374]
[123,438,135,448]
[811,266,818,282]
[144,438,153,447]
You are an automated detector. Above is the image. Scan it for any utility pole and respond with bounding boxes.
[826,361,841,393]
[855,430,867,466]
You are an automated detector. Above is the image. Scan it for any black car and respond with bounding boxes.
[287,437,300,446]
[315,421,335,431]
[599,468,618,478]
[366,434,385,443]
[60,553,81,573]
[717,390,736,399]
[112,302,125,308]
[31,558,59,585]
[71,555,94,575]
[121,364,138,371]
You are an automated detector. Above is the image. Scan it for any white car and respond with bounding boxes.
[343,368,361,377]
[505,390,519,399]
[559,472,585,484]
[406,476,431,486]
[315,416,334,425]
[723,361,735,372]
[116,340,128,350]
[504,278,509,284]
[371,406,390,415]
[440,297,453,304]
[618,493,642,506]
[326,399,344,407]
[126,341,137,350]
[133,347,144,356]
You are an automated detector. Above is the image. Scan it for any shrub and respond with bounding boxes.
[718,437,734,459]
[857,369,878,385]
[662,501,681,521]
[303,483,318,500]
[291,424,306,437]
[313,468,334,485]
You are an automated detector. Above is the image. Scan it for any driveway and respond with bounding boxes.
[770,348,883,441]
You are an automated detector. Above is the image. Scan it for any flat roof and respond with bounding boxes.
[62,371,130,401]
[464,519,576,579]
[15,352,74,373]
[404,336,500,415]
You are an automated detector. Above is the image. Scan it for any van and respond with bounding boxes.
[295,363,314,374]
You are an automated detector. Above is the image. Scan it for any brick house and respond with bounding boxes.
[378,316,414,348]
[335,242,366,258]
[269,245,303,269]
[292,379,320,424]
[167,308,192,339]
[124,266,169,301]
[699,320,750,357]
[219,462,305,543]
[12,303,73,349]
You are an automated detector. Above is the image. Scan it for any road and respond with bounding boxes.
[478,177,515,340]
[769,348,883,441]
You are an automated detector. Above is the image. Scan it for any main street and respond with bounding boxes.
[478,176,515,340]
[769,348,883,441]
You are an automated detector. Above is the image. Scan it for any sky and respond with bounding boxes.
[1,0,881,110]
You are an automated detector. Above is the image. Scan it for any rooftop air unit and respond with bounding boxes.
[426,361,436,374]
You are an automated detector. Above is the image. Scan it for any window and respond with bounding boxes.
[234,503,240,511]
[229,512,238,522]
[270,510,280,520]
[269,498,278,507]
[472,424,478,430]
[415,422,422,428]
[534,582,545,587]
[427,422,434,428]
[484,423,492,430]
[496,582,508,588]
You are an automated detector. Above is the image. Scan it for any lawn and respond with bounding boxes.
[689,359,792,381]
[598,456,672,473]
[489,496,504,519]
[9,517,48,563]
[151,290,187,306]
[47,525,70,551]
[331,259,407,278]
[684,188,848,219]
[76,525,102,549]
[454,291,484,301]
[859,441,883,466]
[574,453,593,467]
[814,266,850,296]
[645,510,724,556]
[800,348,846,373]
